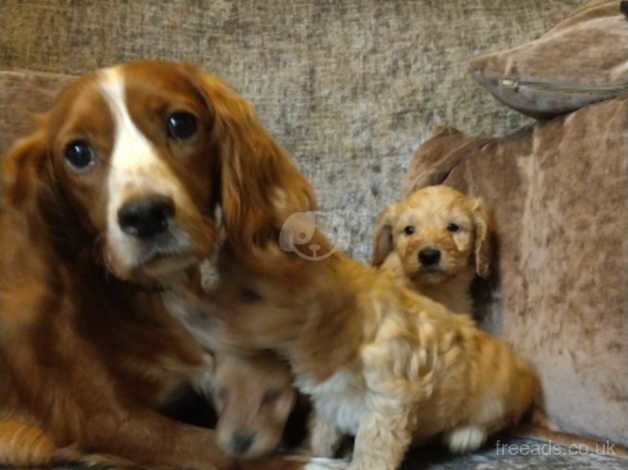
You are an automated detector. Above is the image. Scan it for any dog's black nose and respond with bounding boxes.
[418,248,441,266]
[117,195,175,239]
[230,432,255,455]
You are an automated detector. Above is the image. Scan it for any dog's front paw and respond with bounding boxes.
[443,425,487,453]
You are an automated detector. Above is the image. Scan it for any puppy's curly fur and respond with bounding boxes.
[372,185,492,314]
[174,232,534,470]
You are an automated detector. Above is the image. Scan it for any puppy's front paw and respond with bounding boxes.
[443,425,486,453]
[304,457,350,469]
[243,455,348,470]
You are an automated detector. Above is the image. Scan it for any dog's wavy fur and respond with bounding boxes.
[0,61,338,470]
[372,185,493,314]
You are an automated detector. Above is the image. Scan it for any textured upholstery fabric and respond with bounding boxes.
[0,71,70,156]
[470,0,628,117]
[0,0,582,261]
[403,97,628,447]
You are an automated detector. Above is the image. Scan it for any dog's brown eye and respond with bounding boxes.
[64,139,96,172]
[447,223,461,233]
[167,112,197,140]
[261,389,281,406]
[403,225,415,235]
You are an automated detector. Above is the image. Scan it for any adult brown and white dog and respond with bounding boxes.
[0,61,342,470]
[371,185,493,314]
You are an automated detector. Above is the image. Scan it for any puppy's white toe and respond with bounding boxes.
[304,457,350,469]
[444,425,487,453]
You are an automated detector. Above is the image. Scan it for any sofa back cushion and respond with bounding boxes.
[469,1,628,117]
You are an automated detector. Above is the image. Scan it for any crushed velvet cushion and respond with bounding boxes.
[401,126,492,196]
[402,96,628,447]
[469,0,628,117]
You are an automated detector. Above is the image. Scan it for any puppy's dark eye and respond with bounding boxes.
[167,112,197,140]
[403,225,415,235]
[447,223,461,233]
[261,389,281,406]
[64,140,96,172]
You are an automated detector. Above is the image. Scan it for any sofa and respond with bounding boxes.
[1,0,625,455]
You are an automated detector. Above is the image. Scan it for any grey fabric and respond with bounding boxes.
[0,0,582,262]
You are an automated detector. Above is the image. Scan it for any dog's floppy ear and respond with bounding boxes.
[1,129,62,235]
[2,130,50,209]
[470,198,492,278]
[1,127,81,260]
[371,204,398,267]
[186,66,316,258]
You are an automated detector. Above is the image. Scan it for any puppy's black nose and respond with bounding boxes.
[230,432,255,455]
[117,195,175,239]
[418,248,441,266]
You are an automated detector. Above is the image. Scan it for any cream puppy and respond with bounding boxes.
[171,245,535,470]
[372,185,492,314]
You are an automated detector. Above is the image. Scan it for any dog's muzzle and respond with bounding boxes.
[118,194,175,239]
[418,248,441,267]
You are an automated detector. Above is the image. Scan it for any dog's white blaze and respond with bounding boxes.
[100,67,176,221]
[98,67,188,270]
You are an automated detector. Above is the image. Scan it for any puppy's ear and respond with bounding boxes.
[470,198,492,278]
[371,204,397,267]
[186,66,316,258]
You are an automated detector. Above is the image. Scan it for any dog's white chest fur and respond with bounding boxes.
[296,368,366,435]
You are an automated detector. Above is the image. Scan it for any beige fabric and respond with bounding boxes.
[0,0,582,262]
[469,0,628,116]
[403,97,628,447]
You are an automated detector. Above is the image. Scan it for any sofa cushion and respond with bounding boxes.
[469,0,628,117]
[403,95,628,446]
[401,126,492,196]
